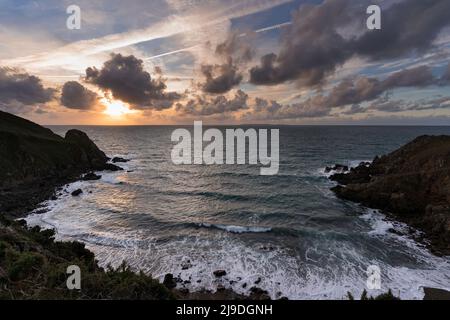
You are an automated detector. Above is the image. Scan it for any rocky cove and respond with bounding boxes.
[1,110,449,300]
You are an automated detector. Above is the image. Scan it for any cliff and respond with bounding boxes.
[0,111,119,217]
[331,135,450,256]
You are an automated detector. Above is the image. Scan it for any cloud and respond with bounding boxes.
[353,0,450,60]
[0,67,55,107]
[325,66,437,109]
[364,95,450,114]
[61,81,99,110]
[412,96,450,111]
[249,0,450,87]
[200,62,243,94]
[85,53,181,109]
[176,89,248,116]
[199,34,253,94]
[2,0,291,73]
[245,65,446,120]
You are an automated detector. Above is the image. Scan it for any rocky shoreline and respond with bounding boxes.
[0,111,123,218]
[328,135,450,256]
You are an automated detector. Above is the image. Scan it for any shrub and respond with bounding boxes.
[8,252,45,281]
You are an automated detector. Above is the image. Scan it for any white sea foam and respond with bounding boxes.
[319,159,372,178]
[198,223,272,234]
[23,158,450,301]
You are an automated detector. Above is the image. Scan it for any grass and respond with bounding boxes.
[347,289,400,300]
[0,217,174,300]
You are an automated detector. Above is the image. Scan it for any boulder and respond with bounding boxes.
[71,189,83,197]
[163,273,177,289]
[213,270,227,277]
[103,163,123,171]
[82,172,102,181]
[112,157,130,163]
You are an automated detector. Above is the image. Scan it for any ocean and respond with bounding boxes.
[25,125,450,299]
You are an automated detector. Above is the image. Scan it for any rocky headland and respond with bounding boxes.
[330,135,450,256]
[0,110,122,218]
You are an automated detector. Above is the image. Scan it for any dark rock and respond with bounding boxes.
[0,111,118,217]
[71,189,83,197]
[330,135,450,255]
[250,287,267,295]
[213,270,227,277]
[423,287,450,300]
[242,283,247,288]
[179,288,189,294]
[65,129,108,170]
[163,273,177,289]
[82,172,102,181]
[103,163,123,171]
[325,164,349,173]
[249,287,271,300]
[254,277,262,285]
[112,157,130,163]
[217,284,226,291]
[330,164,371,185]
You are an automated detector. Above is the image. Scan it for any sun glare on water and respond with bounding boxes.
[102,98,135,117]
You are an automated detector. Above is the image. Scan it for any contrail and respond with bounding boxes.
[144,45,202,60]
[3,0,293,69]
[239,21,292,37]
[144,21,292,60]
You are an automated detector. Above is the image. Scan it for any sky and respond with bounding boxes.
[0,0,450,125]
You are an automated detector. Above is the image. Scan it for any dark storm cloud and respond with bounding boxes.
[249,0,450,87]
[353,0,450,60]
[85,53,180,110]
[381,65,435,88]
[247,66,444,120]
[215,33,254,63]
[244,95,332,120]
[201,62,243,94]
[176,90,248,116]
[200,34,254,94]
[61,81,99,110]
[0,67,55,106]
[325,66,437,109]
[250,0,356,86]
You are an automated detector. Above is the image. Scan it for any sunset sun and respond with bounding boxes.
[102,98,135,117]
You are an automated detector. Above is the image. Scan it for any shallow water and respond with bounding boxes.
[26,126,450,299]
